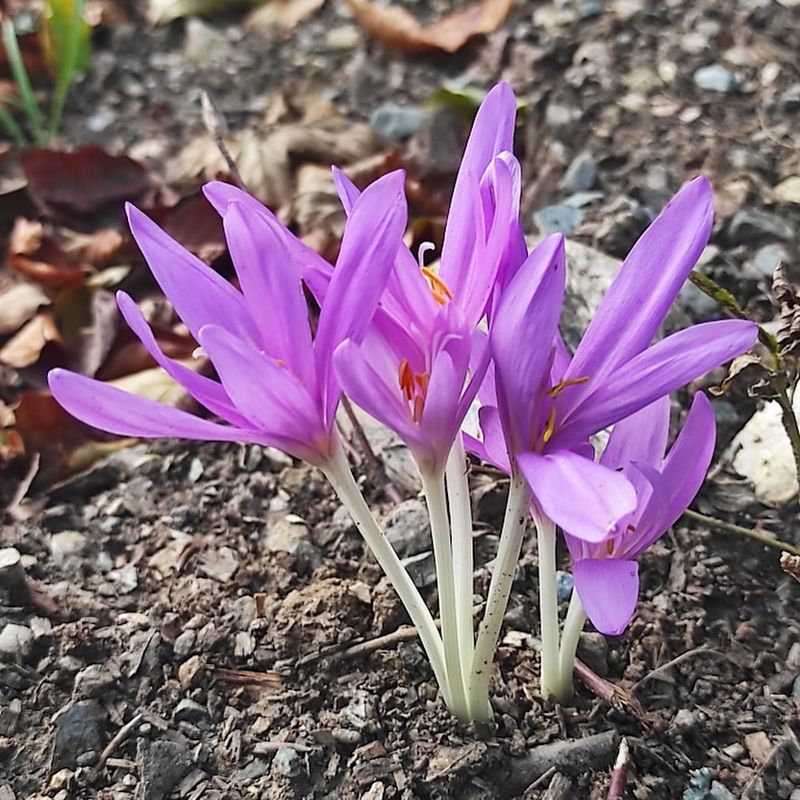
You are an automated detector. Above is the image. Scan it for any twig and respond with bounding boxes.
[606,737,631,800]
[504,731,619,795]
[200,90,245,190]
[97,713,143,768]
[5,451,40,520]
[631,645,730,693]
[741,734,790,799]
[775,381,800,494]
[254,740,319,754]
[341,625,420,659]
[212,667,283,689]
[683,509,800,557]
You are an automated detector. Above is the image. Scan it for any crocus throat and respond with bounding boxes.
[399,358,430,423]
[539,375,589,447]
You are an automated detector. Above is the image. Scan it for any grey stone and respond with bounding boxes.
[694,64,737,93]
[577,632,608,674]
[671,708,697,734]
[232,596,256,631]
[402,551,437,589]
[184,18,233,69]
[382,500,431,558]
[534,204,582,235]
[51,701,104,772]
[678,281,719,319]
[263,516,321,571]
[0,624,33,662]
[559,152,597,194]
[752,243,789,278]
[173,698,207,723]
[709,782,738,800]
[173,630,197,659]
[728,209,794,243]
[73,664,114,699]
[371,105,428,141]
[555,571,574,602]
[49,532,88,565]
[271,747,302,779]
[137,739,192,800]
[409,106,463,175]
[793,675,800,696]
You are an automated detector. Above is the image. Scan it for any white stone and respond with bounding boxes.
[728,394,800,505]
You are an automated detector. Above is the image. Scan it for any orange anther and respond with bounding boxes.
[398,359,415,401]
[547,375,589,398]
[421,267,454,306]
[542,406,556,444]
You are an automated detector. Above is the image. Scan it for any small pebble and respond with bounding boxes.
[694,64,737,93]
[173,630,197,659]
[555,570,574,602]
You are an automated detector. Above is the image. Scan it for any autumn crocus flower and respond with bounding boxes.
[48,172,453,704]
[566,393,715,636]
[469,176,757,704]
[330,83,521,720]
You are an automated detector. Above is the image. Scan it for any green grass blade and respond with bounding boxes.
[0,105,27,145]
[47,0,90,139]
[1,19,45,144]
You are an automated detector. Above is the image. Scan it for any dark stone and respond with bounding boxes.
[137,738,192,800]
[50,701,104,772]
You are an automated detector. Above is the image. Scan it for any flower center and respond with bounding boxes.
[421,267,453,306]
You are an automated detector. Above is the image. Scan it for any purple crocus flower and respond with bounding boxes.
[48,171,408,466]
[475,176,758,542]
[567,393,715,635]
[330,83,520,473]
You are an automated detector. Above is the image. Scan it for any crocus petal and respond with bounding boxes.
[491,234,566,454]
[440,83,516,291]
[573,558,640,636]
[48,369,259,443]
[519,449,637,543]
[202,180,333,297]
[559,319,757,445]
[315,170,407,422]
[600,395,670,471]
[651,392,716,537]
[116,292,252,429]
[331,166,360,215]
[474,405,511,473]
[222,201,314,384]
[334,339,428,456]
[199,324,329,462]
[561,177,714,411]
[126,204,260,345]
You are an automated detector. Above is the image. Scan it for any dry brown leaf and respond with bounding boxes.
[342,0,514,54]
[61,228,125,266]
[8,218,89,288]
[247,0,325,30]
[0,398,15,428]
[0,312,61,369]
[0,282,50,335]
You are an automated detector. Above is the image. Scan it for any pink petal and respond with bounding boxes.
[518,449,637,543]
[573,558,640,636]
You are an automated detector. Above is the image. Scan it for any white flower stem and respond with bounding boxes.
[535,511,563,701]
[555,589,586,699]
[468,473,530,721]
[421,467,470,721]
[445,436,475,678]
[321,445,450,707]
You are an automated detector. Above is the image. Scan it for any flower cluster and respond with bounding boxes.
[49,84,757,721]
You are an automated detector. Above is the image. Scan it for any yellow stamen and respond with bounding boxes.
[606,539,615,556]
[542,406,556,444]
[547,375,589,398]
[421,266,453,306]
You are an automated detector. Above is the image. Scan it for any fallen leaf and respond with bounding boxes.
[343,0,515,54]
[0,282,50,335]
[0,428,25,465]
[148,0,257,23]
[55,287,120,376]
[246,0,325,30]
[110,360,199,407]
[145,191,226,264]
[61,227,124,266]
[0,312,61,368]
[774,175,800,205]
[20,145,150,217]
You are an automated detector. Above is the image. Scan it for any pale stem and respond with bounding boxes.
[322,445,450,706]
[468,473,530,721]
[535,511,561,701]
[555,588,586,702]
[420,468,470,720]
[445,435,475,676]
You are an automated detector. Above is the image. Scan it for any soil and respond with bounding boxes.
[2,1,800,799]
